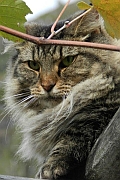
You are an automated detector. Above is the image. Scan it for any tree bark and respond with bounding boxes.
[86,108,120,180]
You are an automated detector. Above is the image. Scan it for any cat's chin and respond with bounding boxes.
[42,97,62,109]
[28,89,68,111]
[28,96,63,112]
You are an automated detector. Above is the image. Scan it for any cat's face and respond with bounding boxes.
[10,43,106,111]
[6,9,111,111]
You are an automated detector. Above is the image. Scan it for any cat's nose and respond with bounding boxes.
[42,83,55,92]
[41,73,57,92]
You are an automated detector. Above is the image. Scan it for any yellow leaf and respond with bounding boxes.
[90,0,120,39]
[77,1,92,10]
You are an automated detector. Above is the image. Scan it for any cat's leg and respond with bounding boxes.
[37,136,87,179]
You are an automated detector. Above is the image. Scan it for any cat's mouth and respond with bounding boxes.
[15,87,70,111]
[18,92,65,111]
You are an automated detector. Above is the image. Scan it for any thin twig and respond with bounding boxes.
[47,6,93,39]
[0,25,120,52]
[68,7,92,26]
[47,0,70,39]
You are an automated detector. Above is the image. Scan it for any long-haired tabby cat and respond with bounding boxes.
[5,9,120,179]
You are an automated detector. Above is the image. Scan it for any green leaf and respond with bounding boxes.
[90,0,120,39]
[77,1,92,10]
[0,0,32,41]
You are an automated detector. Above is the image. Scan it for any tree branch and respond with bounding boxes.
[0,25,120,52]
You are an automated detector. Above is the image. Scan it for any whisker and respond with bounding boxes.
[0,95,34,125]
[0,92,30,117]
[51,97,66,121]
[65,92,73,118]
[21,95,34,104]
[55,92,73,123]
[23,97,37,108]
[1,92,30,101]
[5,117,13,143]
[0,100,21,121]
[1,94,35,140]
[0,81,6,84]
[45,92,74,145]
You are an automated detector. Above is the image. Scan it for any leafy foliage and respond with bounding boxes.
[77,1,91,10]
[78,0,120,39]
[0,0,120,41]
[0,0,32,41]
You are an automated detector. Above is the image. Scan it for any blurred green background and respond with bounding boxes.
[0,1,89,178]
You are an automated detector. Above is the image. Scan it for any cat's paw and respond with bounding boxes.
[37,161,70,179]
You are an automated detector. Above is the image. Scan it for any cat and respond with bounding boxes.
[5,8,120,179]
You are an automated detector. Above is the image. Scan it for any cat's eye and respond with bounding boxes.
[60,56,74,68]
[28,61,40,71]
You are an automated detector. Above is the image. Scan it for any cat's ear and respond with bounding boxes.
[25,23,51,38]
[64,8,101,40]
[25,23,42,36]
